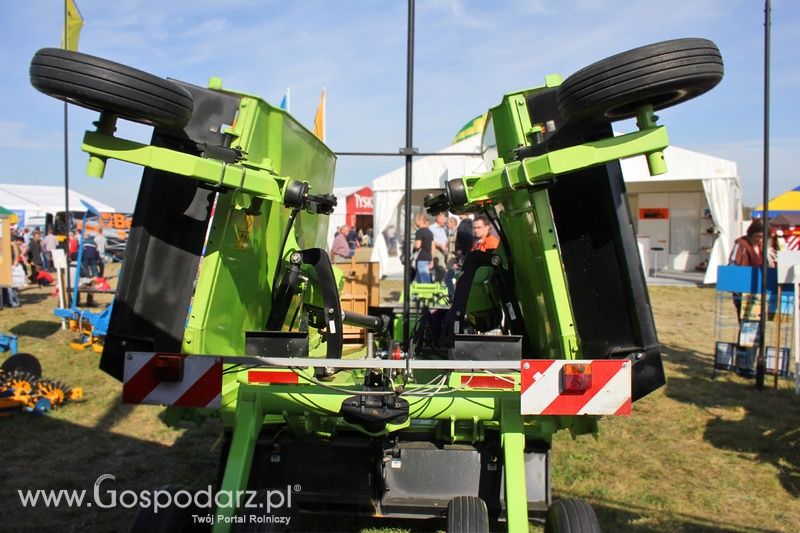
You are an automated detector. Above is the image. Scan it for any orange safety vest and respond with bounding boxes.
[472,235,500,252]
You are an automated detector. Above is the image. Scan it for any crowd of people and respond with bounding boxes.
[409,212,499,296]
[330,224,374,262]
[1,225,109,309]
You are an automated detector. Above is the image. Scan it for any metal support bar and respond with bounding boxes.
[635,105,667,175]
[213,386,264,533]
[501,398,528,530]
[459,126,669,205]
[402,0,416,350]
[128,352,524,370]
[81,131,286,203]
[85,112,118,178]
[335,151,481,157]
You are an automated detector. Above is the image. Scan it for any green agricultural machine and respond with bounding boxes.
[30,36,722,532]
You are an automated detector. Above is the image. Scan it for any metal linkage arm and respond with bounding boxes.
[81,125,335,215]
[448,124,668,208]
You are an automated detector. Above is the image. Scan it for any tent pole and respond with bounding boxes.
[402,0,415,350]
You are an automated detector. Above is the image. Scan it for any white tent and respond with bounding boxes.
[620,145,741,284]
[371,135,487,277]
[370,136,740,284]
[0,184,115,225]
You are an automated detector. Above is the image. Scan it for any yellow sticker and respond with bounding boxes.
[233,214,256,250]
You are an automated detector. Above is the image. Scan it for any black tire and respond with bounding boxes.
[1,353,42,379]
[544,498,601,533]
[447,496,490,533]
[557,38,723,123]
[30,47,193,129]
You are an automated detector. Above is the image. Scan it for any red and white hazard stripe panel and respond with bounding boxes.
[123,352,222,408]
[520,359,631,416]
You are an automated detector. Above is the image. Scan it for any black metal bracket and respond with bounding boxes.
[283,180,337,215]
[263,248,343,360]
[340,393,409,433]
[440,251,527,351]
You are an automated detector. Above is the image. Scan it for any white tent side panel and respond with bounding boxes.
[621,146,740,284]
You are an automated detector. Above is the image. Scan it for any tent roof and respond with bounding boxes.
[0,184,115,213]
[372,137,737,193]
[619,144,738,183]
[752,186,800,217]
[372,135,485,192]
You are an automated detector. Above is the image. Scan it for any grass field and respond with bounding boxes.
[0,277,799,532]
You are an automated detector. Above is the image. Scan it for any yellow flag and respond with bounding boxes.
[61,0,84,51]
[313,87,326,142]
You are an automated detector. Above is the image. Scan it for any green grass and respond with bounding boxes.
[1,281,798,532]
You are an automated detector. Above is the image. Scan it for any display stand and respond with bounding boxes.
[776,251,800,394]
[714,265,795,385]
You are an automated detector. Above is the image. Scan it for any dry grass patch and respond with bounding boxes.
[0,282,798,532]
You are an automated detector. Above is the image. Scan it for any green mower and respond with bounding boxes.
[30,36,723,532]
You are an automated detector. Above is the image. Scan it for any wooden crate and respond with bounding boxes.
[338,259,380,342]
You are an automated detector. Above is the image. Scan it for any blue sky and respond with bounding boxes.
[1,0,797,211]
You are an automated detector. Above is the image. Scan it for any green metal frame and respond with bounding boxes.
[82,70,673,532]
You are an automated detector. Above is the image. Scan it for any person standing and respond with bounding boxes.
[471,215,500,252]
[67,230,79,261]
[27,230,45,269]
[455,213,474,259]
[347,226,360,257]
[730,220,763,268]
[729,219,764,321]
[413,214,435,283]
[2,238,25,308]
[94,230,107,277]
[331,225,353,262]
[42,229,58,271]
[447,217,458,256]
[430,213,449,282]
[81,235,101,277]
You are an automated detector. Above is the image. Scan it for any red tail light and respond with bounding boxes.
[562,363,592,392]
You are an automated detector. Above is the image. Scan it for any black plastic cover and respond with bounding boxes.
[524,89,665,400]
[100,82,240,380]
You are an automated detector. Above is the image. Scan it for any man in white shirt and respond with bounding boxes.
[430,213,449,282]
[42,229,59,271]
[93,230,108,276]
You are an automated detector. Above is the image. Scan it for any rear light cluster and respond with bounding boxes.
[562,363,592,392]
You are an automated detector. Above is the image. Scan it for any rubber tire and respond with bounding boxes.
[1,353,42,379]
[447,496,490,533]
[557,38,723,123]
[30,47,193,129]
[544,498,601,533]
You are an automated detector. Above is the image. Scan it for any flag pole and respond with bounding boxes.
[756,0,771,390]
[63,0,72,300]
